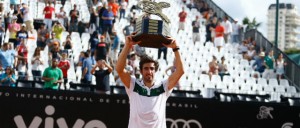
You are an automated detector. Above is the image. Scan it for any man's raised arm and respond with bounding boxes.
[116,35,140,88]
[163,39,184,90]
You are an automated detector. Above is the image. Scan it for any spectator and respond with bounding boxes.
[221,16,232,43]
[110,31,120,63]
[31,48,44,81]
[52,21,65,41]
[89,8,98,32]
[232,18,241,43]
[16,5,23,24]
[16,39,28,65]
[98,3,107,34]
[91,59,113,94]
[95,36,108,61]
[208,56,219,79]
[129,11,137,25]
[134,45,145,57]
[4,5,14,31]
[108,0,119,24]
[275,53,286,80]
[81,52,93,84]
[69,4,80,33]
[16,56,27,80]
[102,6,114,35]
[214,20,224,52]
[58,52,70,90]
[119,0,127,20]
[89,31,99,57]
[43,2,55,31]
[263,50,275,79]
[238,40,249,54]
[252,52,266,74]
[23,4,34,33]
[205,16,217,43]
[218,56,229,80]
[158,46,167,61]
[46,32,60,51]
[192,15,200,45]
[123,21,135,36]
[16,24,29,46]
[62,35,73,51]
[0,16,5,46]
[42,58,63,90]
[0,43,24,69]
[200,3,209,20]
[8,16,20,48]
[0,66,16,87]
[61,0,66,7]
[77,51,85,66]
[37,23,48,50]
[178,7,187,33]
[244,45,256,61]
[56,7,67,28]
[10,0,20,10]
[49,45,62,61]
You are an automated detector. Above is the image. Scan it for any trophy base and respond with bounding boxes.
[132,18,171,48]
[133,34,171,48]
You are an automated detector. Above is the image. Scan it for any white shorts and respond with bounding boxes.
[192,33,200,42]
[214,36,224,47]
[178,22,185,30]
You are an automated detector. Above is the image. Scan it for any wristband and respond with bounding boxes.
[172,47,180,52]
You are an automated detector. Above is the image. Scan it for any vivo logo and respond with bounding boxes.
[14,105,107,128]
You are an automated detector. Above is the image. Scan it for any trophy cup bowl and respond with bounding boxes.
[132,0,171,48]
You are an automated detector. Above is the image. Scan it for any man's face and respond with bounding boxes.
[52,59,58,68]
[141,63,156,83]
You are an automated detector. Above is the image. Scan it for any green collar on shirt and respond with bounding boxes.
[133,81,165,97]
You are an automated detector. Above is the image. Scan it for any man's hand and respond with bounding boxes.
[125,33,141,46]
[162,37,178,49]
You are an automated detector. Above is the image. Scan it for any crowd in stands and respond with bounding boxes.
[0,0,291,96]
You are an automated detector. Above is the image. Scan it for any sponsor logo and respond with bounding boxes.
[166,118,202,128]
[256,106,274,119]
[281,122,293,128]
[14,105,107,128]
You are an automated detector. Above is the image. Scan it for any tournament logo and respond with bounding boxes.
[256,106,274,119]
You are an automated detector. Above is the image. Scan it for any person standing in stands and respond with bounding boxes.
[81,52,93,84]
[8,16,20,48]
[263,50,275,79]
[43,2,55,31]
[58,52,70,90]
[116,34,184,128]
[0,43,25,69]
[102,6,114,35]
[214,19,224,52]
[69,4,79,33]
[231,18,241,44]
[91,59,113,94]
[22,4,34,33]
[95,35,108,61]
[119,0,127,20]
[0,66,16,87]
[16,24,28,46]
[52,21,65,42]
[192,15,201,45]
[42,58,63,90]
[221,16,232,43]
[108,0,119,24]
[177,7,187,33]
[31,48,44,81]
[37,23,48,50]
[275,53,286,80]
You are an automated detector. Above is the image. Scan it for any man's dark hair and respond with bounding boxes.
[139,55,159,71]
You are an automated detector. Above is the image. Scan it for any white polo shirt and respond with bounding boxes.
[125,76,172,128]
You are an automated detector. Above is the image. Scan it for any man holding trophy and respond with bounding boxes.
[116,0,184,127]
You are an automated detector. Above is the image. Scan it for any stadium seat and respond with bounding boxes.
[280,79,290,86]
[268,78,279,86]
